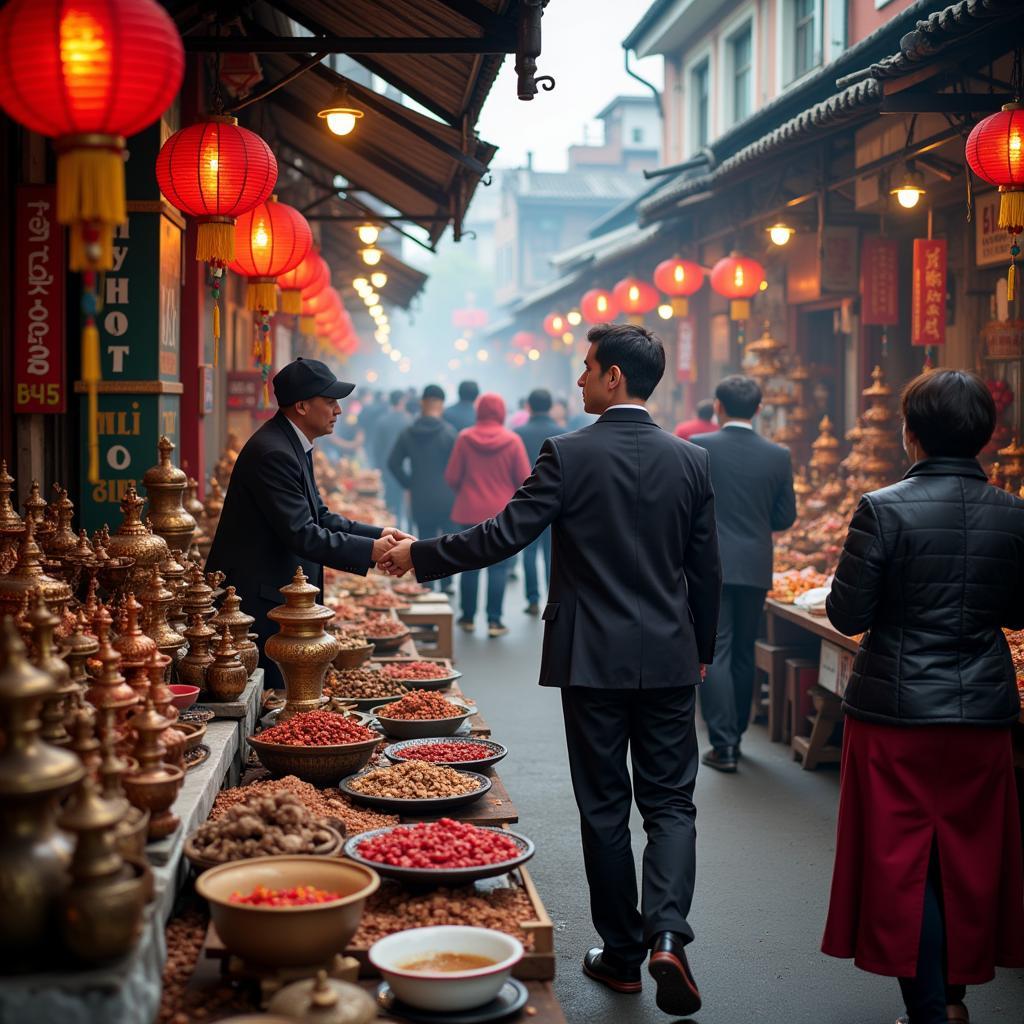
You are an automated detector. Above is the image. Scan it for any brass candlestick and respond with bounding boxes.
[178,613,216,690]
[206,624,248,702]
[105,486,169,584]
[122,697,184,840]
[27,593,76,747]
[266,567,339,721]
[138,568,186,665]
[0,618,86,968]
[211,585,258,676]
[142,437,197,553]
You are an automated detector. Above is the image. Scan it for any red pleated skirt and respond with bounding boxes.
[821,717,1024,984]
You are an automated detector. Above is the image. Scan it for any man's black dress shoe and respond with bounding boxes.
[648,932,702,1016]
[701,746,738,773]
[582,948,642,994]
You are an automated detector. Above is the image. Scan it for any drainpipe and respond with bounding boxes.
[624,47,662,120]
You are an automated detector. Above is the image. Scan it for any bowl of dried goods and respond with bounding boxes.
[195,855,380,967]
[383,739,508,772]
[332,632,375,670]
[169,683,200,711]
[323,666,409,711]
[357,591,412,613]
[362,614,412,653]
[185,790,343,872]
[248,710,382,786]
[338,760,491,815]
[370,925,524,1013]
[376,660,462,692]
[392,581,430,599]
[371,691,474,740]
[344,820,534,886]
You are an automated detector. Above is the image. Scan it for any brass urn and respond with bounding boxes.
[0,459,25,572]
[206,624,248,702]
[0,514,72,622]
[160,549,189,634]
[114,594,158,701]
[122,697,184,840]
[179,562,217,623]
[138,568,186,665]
[142,437,197,553]
[211,585,258,676]
[27,593,76,747]
[178,613,216,689]
[106,486,169,580]
[0,618,86,969]
[265,567,339,721]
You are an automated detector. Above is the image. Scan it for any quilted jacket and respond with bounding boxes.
[826,457,1024,727]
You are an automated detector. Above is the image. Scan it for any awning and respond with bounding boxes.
[319,236,428,311]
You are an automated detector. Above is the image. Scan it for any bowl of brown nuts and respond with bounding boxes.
[338,760,491,815]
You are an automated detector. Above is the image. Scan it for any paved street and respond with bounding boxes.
[449,573,1024,1024]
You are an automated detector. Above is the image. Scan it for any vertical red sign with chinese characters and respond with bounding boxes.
[911,239,947,346]
[676,317,696,382]
[14,186,66,412]
[860,237,899,325]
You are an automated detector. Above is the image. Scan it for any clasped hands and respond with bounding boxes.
[371,526,416,576]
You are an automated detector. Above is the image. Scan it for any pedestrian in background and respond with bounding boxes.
[691,375,795,773]
[509,397,530,429]
[444,392,530,636]
[515,388,565,614]
[675,399,718,441]
[823,369,1024,1024]
[372,390,412,527]
[388,384,457,592]
[551,394,569,429]
[444,380,480,433]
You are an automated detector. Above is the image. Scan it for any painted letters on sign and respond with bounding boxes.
[860,237,899,326]
[911,239,947,346]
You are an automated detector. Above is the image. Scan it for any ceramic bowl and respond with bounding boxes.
[195,855,380,967]
[176,719,207,754]
[383,738,508,771]
[168,684,200,711]
[369,926,524,1012]
[332,643,375,670]
[371,702,473,740]
[247,733,381,787]
[338,769,491,815]
[363,629,411,653]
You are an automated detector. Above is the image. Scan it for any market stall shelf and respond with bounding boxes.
[398,601,454,659]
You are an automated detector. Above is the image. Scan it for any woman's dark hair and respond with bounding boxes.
[901,369,995,458]
[586,323,666,400]
[715,375,762,419]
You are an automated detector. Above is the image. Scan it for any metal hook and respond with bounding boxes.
[462,229,478,241]
[481,173,493,187]
[535,75,556,92]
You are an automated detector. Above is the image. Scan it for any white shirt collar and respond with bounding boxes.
[285,415,315,454]
[722,420,754,430]
[606,404,649,413]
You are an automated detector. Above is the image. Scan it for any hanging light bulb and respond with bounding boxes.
[353,276,369,291]
[370,271,388,289]
[567,309,582,326]
[369,303,383,317]
[657,303,673,320]
[767,222,795,246]
[317,85,364,136]
[356,223,380,246]
[476,349,489,362]
[528,348,540,361]
[891,166,926,209]
[454,337,469,352]
[363,291,379,306]
[360,246,383,266]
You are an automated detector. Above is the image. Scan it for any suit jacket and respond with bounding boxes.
[412,407,722,688]
[690,425,796,589]
[206,412,383,660]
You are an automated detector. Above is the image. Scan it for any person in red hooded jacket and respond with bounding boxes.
[445,392,531,636]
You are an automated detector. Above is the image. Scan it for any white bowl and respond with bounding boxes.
[368,925,523,1012]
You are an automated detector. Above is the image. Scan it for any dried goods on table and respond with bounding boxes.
[347,761,481,799]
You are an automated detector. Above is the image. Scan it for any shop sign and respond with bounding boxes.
[676,317,696,382]
[819,640,854,697]
[820,226,859,293]
[975,191,1007,268]
[911,239,947,346]
[13,186,65,413]
[226,371,264,410]
[860,237,899,325]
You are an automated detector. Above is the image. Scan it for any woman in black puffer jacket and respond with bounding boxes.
[822,369,1024,1024]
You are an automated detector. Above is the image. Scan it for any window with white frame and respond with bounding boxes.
[728,22,753,124]
[691,58,710,151]
[793,0,817,78]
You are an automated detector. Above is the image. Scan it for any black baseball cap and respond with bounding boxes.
[422,384,445,402]
[272,358,355,406]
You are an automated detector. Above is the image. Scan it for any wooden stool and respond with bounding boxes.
[756,642,814,741]
[791,686,844,770]
[782,658,818,745]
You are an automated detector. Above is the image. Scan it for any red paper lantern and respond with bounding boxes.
[543,313,567,338]
[229,198,313,312]
[710,253,765,320]
[511,330,538,351]
[966,102,1024,297]
[156,117,276,263]
[314,289,344,335]
[653,259,704,316]
[612,277,659,324]
[298,259,333,334]
[580,289,619,324]
[277,246,325,315]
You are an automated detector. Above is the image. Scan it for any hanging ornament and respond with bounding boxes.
[579,289,619,324]
[256,309,273,408]
[277,246,325,315]
[542,313,567,338]
[710,253,765,321]
[301,276,339,337]
[612,277,659,325]
[228,197,312,312]
[653,258,705,317]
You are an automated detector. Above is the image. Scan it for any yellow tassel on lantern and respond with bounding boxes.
[280,289,302,314]
[212,302,221,368]
[998,188,1024,231]
[299,315,316,335]
[82,322,102,484]
[247,279,278,312]
[1009,263,1017,302]
[196,219,236,263]
[262,380,270,408]
[264,332,273,370]
[56,139,126,272]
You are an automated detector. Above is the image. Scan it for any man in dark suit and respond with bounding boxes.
[206,358,406,688]
[514,388,566,614]
[691,375,796,773]
[382,324,721,1017]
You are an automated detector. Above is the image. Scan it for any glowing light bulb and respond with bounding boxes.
[325,110,358,136]
[361,246,382,266]
[369,304,383,317]
[476,349,489,362]
[370,272,388,289]
[353,277,369,291]
[528,348,540,361]
[657,304,673,320]
[673,265,685,284]
[363,291,379,306]
[628,285,640,303]
[357,223,380,246]
[253,223,270,250]
[390,349,402,362]
[562,332,573,344]
[567,310,582,326]
[366,370,378,383]
[454,337,469,352]
[759,279,769,292]
[597,295,608,313]
[734,268,744,289]
[895,187,922,209]
[767,223,794,246]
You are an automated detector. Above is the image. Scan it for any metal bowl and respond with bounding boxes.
[374,664,462,692]
[370,701,473,739]
[338,769,491,815]
[383,738,508,771]
[332,643,375,670]
[247,733,381,787]
[362,629,411,653]
[325,690,406,713]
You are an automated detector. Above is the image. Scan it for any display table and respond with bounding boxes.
[398,601,454,659]
[198,669,263,770]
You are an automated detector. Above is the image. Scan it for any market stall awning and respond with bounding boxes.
[320,236,429,311]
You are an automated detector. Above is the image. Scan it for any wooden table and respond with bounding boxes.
[399,601,454,659]
[764,599,859,653]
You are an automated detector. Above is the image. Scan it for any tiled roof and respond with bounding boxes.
[513,170,646,202]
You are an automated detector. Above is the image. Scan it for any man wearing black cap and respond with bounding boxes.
[207,357,407,688]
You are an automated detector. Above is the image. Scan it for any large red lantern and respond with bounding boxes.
[314,289,345,335]
[710,253,765,321]
[612,277,659,324]
[278,246,325,315]
[966,102,1024,297]
[300,273,338,335]
[511,330,539,351]
[543,313,567,338]
[653,259,704,316]
[229,198,313,312]
[580,289,619,324]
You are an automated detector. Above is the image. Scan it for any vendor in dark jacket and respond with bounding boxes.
[443,379,479,434]
[822,369,1024,1024]
[387,384,457,590]
[206,359,405,688]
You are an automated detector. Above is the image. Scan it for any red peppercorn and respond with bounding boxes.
[395,742,494,764]
[259,710,375,746]
[356,819,522,869]
[379,691,464,721]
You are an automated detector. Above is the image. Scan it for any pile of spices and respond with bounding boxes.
[363,617,408,638]
[381,661,451,682]
[325,667,407,701]
[356,819,522,869]
[348,761,480,800]
[258,710,375,746]
[333,632,370,650]
[229,884,340,906]
[358,592,409,608]
[392,741,496,764]
[378,691,465,721]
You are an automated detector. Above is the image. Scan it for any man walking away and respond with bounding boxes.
[515,388,566,614]
[444,380,479,433]
[372,390,412,526]
[691,375,795,773]
[675,399,718,441]
[387,385,457,591]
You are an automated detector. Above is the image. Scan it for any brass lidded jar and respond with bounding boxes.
[211,585,258,677]
[205,624,248,702]
[106,486,169,576]
[114,594,159,701]
[178,613,216,690]
[138,568,186,664]
[142,437,197,554]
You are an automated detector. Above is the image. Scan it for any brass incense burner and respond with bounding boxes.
[123,696,184,840]
[178,613,216,690]
[115,594,159,701]
[0,514,72,622]
[180,562,217,624]
[106,486,169,580]
[43,485,78,562]
[211,585,258,677]
[142,437,197,553]
[138,568,186,665]
[206,624,248,702]
[265,567,339,721]
[27,593,76,748]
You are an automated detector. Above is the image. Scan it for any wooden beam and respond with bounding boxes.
[880,92,1006,114]
[183,34,515,54]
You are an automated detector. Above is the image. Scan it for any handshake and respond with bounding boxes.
[371,527,417,576]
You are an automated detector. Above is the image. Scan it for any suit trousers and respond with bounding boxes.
[699,584,767,750]
[561,685,699,965]
[522,527,552,605]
